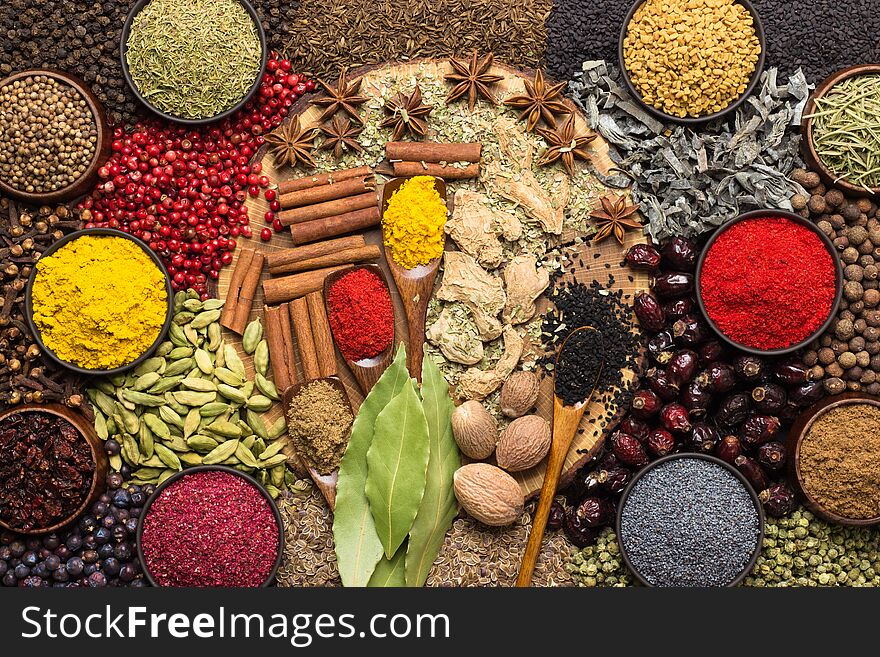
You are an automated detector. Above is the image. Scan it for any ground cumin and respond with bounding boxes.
[799,403,880,519]
[286,379,353,474]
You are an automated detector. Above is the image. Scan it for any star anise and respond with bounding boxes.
[264,116,318,169]
[381,85,433,141]
[589,195,642,245]
[312,69,368,124]
[536,114,596,176]
[504,69,571,132]
[445,51,504,111]
[320,115,363,159]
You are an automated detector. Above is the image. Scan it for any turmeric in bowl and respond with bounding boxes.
[31,234,168,370]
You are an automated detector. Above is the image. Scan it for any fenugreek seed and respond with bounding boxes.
[202,439,240,465]
[242,319,263,354]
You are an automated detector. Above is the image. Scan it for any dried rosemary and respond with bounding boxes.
[808,74,880,191]
[125,0,262,119]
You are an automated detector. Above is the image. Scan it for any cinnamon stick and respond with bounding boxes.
[289,206,381,245]
[269,244,381,275]
[290,298,320,381]
[263,305,294,392]
[386,141,481,163]
[266,235,365,271]
[392,161,480,180]
[278,165,372,195]
[220,248,254,330]
[278,191,377,227]
[280,176,374,210]
[306,291,337,378]
[262,265,347,304]
[227,251,265,334]
[278,303,300,386]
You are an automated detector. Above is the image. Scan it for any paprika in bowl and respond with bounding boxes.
[695,210,842,356]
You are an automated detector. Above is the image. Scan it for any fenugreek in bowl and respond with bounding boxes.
[618,0,766,123]
[25,228,173,375]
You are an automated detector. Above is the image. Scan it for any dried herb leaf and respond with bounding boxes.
[367,542,407,587]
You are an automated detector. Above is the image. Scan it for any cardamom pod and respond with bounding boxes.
[132,371,162,392]
[202,439,240,465]
[270,465,285,488]
[202,298,224,311]
[163,434,191,453]
[213,367,245,387]
[252,437,267,458]
[158,469,177,484]
[173,290,188,312]
[254,373,280,401]
[164,360,194,379]
[168,323,189,347]
[179,452,203,467]
[116,387,136,411]
[187,435,220,452]
[155,341,174,358]
[206,323,222,352]
[242,320,263,355]
[217,384,247,404]
[183,409,200,439]
[224,344,246,377]
[254,340,269,377]
[214,341,226,368]
[132,467,165,480]
[259,439,287,461]
[121,434,140,466]
[194,348,213,374]
[184,324,201,347]
[94,411,108,441]
[267,417,287,440]
[259,453,289,468]
[174,311,195,325]
[181,377,218,392]
[246,395,273,412]
[164,392,189,416]
[172,390,217,406]
[183,298,203,312]
[139,422,155,459]
[116,403,140,435]
[199,402,231,417]
[191,309,222,329]
[147,375,185,394]
[246,410,269,440]
[106,416,118,437]
[158,405,184,428]
[109,374,126,387]
[134,357,165,377]
[205,419,242,438]
[143,414,171,441]
[265,485,281,499]
[242,434,256,450]
[122,390,167,407]
[235,442,261,468]
[109,453,122,472]
[284,470,298,489]
[241,381,255,398]
[168,346,194,360]
[155,444,182,471]
[93,380,117,397]
[236,419,253,437]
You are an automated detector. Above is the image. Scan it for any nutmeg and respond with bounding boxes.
[451,400,497,460]
[499,370,540,418]
[496,414,551,472]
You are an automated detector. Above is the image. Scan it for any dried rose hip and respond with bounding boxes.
[625,243,662,270]
[651,271,694,298]
[759,483,797,517]
[716,435,743,464]
[757,441,787,471]
[666,349,699,387]
[631,389,662,419]
[646,428,676,457]
[660,403,692,433]
[634,291,666,332]
[612,433,649,468]
[660,237,698,271]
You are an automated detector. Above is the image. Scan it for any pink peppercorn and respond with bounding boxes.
[140,471,279,587]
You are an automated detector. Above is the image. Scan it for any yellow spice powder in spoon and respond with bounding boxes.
[383,176,447,269]
[31,235,167,370]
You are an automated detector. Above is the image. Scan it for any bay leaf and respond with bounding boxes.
[334,344,409,587]
[365,376,430,559]
[405,350,460,587]
[367,542,407,587]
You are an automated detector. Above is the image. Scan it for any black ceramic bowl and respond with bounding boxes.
[136,466,284,588]
[24,227,174,376]
[617,0,766,125]
[120,0,267,126]
[695,209,843,356]
[616,453,765,587]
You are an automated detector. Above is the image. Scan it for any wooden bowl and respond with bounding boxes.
[24,228,175,376]
[786,392,880,526]
[0,69,111,205]
[695,209,843,356]
[617,0,766,125]
[120,0,268,125]
[615,453,765,587]
[0,403,109,535]
[801,64,880,196]
[136,465,284,587]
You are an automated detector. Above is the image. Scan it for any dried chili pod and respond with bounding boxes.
[619,416,651,442]
[660,236,698,271]
[681,380,711,417]
[548,501,566,531]
[688,422,720,453]
[789,380,824,407]
[733,355,764,382]
[651,271,694,298]
[660,402,692,433]
[716,392,751,427]
[740,414,781,448]
[696,362,737,394]
[645,367,679,402]
[624,243,662,270]
[773,359,810,385]
[751,383,787,414]
[759,483,797,518]
[647,330,675,364]
[672,314,709,346]
[698,340,726,366]
[630,389,662,419]
[646,428,676,457]
[600,467,633,496]
[633,291,666,332]
[661,297,694,321]
[612,432,649,468]
[735,455,768,492]
[716,435,742,464]
[666,349,699,388]
[757,442,787,471]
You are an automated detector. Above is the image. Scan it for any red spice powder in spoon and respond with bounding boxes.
[700,216,837,351]
[140,471,279,587]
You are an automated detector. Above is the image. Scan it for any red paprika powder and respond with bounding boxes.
[700,216,836,350]
[327,268,394,361]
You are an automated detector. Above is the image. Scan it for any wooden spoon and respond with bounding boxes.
[281,376,354,510]
[381,175,448,381]
[323,264,396,396]
[516,327,605,587]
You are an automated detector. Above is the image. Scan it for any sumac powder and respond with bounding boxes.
[0,411,95,531]
[140,471,279,587]
[326,268,394,361]
[700,217,836,350]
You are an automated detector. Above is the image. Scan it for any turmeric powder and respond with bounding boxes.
[382,176,447,269]
[31,234,168,370]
